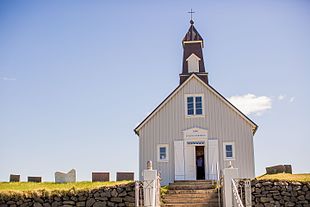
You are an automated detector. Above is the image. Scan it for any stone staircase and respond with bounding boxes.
[162,180,220,207]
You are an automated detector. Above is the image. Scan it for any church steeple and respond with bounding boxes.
[180,20,208,84]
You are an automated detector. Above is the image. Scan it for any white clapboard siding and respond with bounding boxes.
[138,76,255,185]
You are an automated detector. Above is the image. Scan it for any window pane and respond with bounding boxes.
[188,109,194,115]
[195,96,202,103]
[226,151,233,158]
[160,147,166,160]
[196,109,202,115]
[187,97,194,103]
[187,97,194,115]
[195,96,203,115]
[225,144,233,158]
[160,147,166,154]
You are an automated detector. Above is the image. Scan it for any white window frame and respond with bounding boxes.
[223,142,235,160]
[184,94,205,118]
[157,144,169,162]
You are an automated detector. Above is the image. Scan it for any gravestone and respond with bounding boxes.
[28,176,42,182]
[284,165,292,173]
[9,174,20,182]
[116,172,134,181]
[92,172,110,182]
[55,169,76,183]
[266,164,292,174]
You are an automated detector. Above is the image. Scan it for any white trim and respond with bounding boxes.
[223,142,235,160]
[186,54,201,73]
[183,40,204,48]
[184,94,205,118]
[157,144,169,162]
[186,53,201,61]
[135,74,257,133]
[180,73,208,76]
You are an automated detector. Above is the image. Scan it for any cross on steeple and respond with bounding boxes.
[188,9,195,24]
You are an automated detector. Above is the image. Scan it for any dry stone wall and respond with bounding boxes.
[250,179,310,207]
[0,183,136,207]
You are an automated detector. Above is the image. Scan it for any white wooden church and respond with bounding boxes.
[134,20,258,185]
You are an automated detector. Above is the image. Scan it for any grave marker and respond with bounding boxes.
[28,176,42,182]
[9,174,20,182]
[116,172,134,181]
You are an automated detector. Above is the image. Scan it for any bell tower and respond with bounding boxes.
[180,19,208,84]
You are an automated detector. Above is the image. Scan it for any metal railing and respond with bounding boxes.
[231,179,244,207]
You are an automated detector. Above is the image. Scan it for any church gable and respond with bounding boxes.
[135,74,257,136]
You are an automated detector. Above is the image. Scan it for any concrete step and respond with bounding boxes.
[173,180,215,185]
[167,189,218,194]
[163,197,218,204]
[161,202,219,207]
[163,193,217,200]
[162,180,220,207]
[168,184,216,190]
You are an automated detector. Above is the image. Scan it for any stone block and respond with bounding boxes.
[284,165,292,174]
[266,165,286,174]
[9,174,20,182]
[92,172,110,182]
[28,176,42,182]
[116,172,134,181]
[55,169,76,183]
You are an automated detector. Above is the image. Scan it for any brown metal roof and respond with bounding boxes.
[183,24,203,42]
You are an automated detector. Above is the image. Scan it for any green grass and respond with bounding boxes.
[257,173,310,182]
[0,181,132,193]
[160,185,169,196]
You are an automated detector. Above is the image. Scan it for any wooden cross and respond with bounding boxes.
[188,9,195,21]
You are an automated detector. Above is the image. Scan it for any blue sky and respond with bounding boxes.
[1,1,309,181]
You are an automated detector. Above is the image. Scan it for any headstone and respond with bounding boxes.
[28,176,42,182]
[266,165,292,174]
[284,165,292,174]
[92,172,110,182]
[9,174,20,182]
[116,172,134,181]
[55,169,76,183]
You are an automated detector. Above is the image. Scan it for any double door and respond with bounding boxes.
[174,139,219,180]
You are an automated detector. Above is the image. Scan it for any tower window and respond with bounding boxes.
[185,94,204,117]
[186,53,200,73]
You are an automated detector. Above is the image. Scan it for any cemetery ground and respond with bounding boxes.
[257,173,310,182]
[0,181,132,193]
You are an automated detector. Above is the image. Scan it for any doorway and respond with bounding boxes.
[195,146,205,180]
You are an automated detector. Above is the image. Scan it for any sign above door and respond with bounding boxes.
[183,127,208,140]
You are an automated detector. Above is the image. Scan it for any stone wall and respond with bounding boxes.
[0,183,136,207]
[250,179,310,207]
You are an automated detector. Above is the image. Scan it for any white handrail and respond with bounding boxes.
[231,179,244,207]
[216,162,221,207]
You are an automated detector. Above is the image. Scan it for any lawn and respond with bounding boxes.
[257,173,310,182]
[0,181,132,193]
